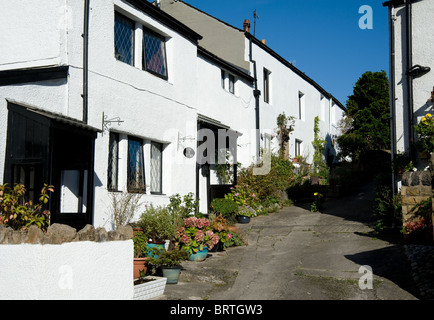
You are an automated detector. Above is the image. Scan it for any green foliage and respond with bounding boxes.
[237,205,256,217]
[210,198,239,217]
[338,71,390,161]
[392,152,414,174]
[276,113,295,159]
[132,230,149,258]
[138,204,176,243]
[310,192,324,212]
[312,116,329,179]
[373,173,402,233]
[147,246,189,267]
[414,113,434,153]
[0,183,54,231]
[168,192,199,219]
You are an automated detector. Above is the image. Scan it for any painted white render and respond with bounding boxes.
[0,0,345,229]
[248,37,344,164]
[0,240,133,300]
[386,0,434,159]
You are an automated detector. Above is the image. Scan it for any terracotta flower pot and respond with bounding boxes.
[133,257,149,279]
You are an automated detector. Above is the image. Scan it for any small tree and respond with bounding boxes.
[276,113,295,159]
[312,116,329,179]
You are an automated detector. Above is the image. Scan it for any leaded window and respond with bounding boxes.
[107,132,119,191]
[143,28,168,79]
[114,13,135,65]
[150,142,163,194]
[127,137,145,193]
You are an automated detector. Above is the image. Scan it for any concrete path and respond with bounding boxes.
[159,183,419,300]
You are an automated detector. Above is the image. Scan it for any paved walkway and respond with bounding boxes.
[158,183,420,300]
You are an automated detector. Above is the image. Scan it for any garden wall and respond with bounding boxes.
[0,223,134,300]
[400,153,434,242]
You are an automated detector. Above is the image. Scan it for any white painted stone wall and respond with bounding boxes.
[0,240,134,300]
[248,39,344,164]
[391,1,434,157]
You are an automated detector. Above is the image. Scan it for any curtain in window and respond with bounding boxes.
[107,132,119,191]
[128,138,145,192]
[150,142,162,193]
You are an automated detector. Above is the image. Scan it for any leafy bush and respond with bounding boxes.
[373,173,402,232]
[138,204,176,243]
[210,198,239,217]
[0,183,54,231]
[237,205,256,217]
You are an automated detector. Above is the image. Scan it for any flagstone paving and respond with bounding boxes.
[157,183,420,300]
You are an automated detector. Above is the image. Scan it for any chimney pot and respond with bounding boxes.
[261,39,266,45]
[243,19,251,33]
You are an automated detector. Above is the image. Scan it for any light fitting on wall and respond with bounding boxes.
[407,65,431,78]
[102,112,124,135]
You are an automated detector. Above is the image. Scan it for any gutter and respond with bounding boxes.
[405,0,414,160]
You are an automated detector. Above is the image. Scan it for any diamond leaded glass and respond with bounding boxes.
[143,29,167,78]
[150,142,162,193]
[114,13,134,65]
[127,137,145,193]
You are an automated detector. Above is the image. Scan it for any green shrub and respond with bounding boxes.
[138,204,176,242]
[0,183,54,231]
[210,198,239,217]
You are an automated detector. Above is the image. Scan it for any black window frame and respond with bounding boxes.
[142,27,168,80]
[107,132,119,191]
[114,12,135,66]
[150,141,163,195]
[127,136,146,193]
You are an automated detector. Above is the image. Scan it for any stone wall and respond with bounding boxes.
[401,171,433,224]
[0,223,133,245]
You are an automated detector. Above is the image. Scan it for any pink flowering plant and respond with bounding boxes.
[209,214,233,247]
[224,184,260,211]
[0,183,54,232]
[176,217,219,254]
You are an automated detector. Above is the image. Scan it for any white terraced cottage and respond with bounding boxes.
[0,0,344,230]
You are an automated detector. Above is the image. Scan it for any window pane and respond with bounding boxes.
[150,142,162,193]
[143,30,167,78]
[114,13,134,65]
[128,137,145,193]
[229,74,235,94]
[107,132,119,191]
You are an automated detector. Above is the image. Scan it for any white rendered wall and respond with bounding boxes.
[0,240,134,300]
[249,40,344,164]
[392,1,434,155]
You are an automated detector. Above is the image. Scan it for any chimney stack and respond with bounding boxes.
[243,19,250,33]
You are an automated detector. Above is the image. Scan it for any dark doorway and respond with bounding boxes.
[4,102,97,230]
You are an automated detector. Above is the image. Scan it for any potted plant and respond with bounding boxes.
[176,217,219,261]
[414,113,434,159]
[132,230,149,279]
[133,269,168,300]
[138,204,176,257]
[209,214,233,251]
[236,205,256,224]
[147,246,189,284]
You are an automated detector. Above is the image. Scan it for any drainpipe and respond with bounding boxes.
[82,0,90,124]
[405,0,414,160]
[389,4,398,195]
[246,27,261,161]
